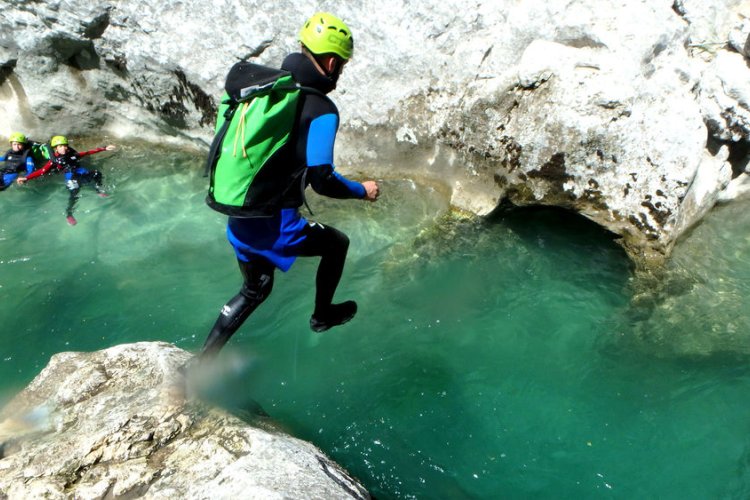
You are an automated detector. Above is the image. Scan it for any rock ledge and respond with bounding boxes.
[0,342,368,499]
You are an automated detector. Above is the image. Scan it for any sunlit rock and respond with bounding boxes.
[0,342,368,499]
[2,0,750,266]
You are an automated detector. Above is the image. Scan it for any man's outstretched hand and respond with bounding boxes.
[362,180,379,202]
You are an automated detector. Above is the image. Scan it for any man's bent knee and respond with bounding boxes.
[240,271,274,302]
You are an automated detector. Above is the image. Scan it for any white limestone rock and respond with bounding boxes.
[3,0,750,265]
[0,342,369,499]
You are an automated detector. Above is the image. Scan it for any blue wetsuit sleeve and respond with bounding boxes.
[306,113,337,168]
[25,156,35,174]
[306,113,366,199]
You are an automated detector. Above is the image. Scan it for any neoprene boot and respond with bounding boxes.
[310,300,357,332]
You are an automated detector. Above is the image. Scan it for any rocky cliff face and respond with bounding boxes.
[0,342,369,499]
[2,0,750,266]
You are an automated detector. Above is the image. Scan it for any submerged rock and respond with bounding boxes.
[2,0,750,266]
[0,342,369,499]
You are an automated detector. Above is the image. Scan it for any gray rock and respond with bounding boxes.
[0,342,369,499]
[2,0,750,266]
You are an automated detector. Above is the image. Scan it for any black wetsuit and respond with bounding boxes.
[0,148,35,190]
[200,53,365,357]
[26,147,107,217]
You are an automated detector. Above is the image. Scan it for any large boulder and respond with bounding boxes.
[2,0,750,266]
[0,342,369,499]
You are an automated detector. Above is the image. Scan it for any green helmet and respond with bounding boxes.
[50,135,69,147]
[9,132,26,144]
[299,12,354,60]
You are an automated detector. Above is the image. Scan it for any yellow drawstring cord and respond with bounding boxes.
[232,102,250,158]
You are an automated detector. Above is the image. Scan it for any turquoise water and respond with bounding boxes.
[2,142,750,498]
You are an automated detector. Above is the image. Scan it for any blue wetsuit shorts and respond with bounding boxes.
[227,208,309,272]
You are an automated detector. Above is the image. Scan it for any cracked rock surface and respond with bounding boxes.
[0,342,368,499]
[3,0,750,267]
